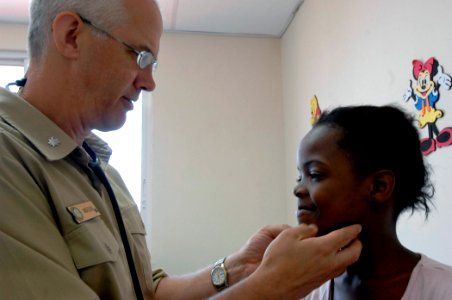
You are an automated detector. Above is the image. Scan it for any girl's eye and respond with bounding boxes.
[296,171,321,183]
[308,171,322,181]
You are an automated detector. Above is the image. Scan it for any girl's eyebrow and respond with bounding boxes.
[297,160,317,172]
[304,160,317,168]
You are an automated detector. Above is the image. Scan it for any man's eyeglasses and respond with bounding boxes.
[79,15,158,72]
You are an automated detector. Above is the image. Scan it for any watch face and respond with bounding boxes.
[211,267,226,285]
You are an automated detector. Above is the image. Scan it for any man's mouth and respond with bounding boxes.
[122,97,134,110]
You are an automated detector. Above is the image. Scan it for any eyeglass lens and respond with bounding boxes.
[137,52,158,71]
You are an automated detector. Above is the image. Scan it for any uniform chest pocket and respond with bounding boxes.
[64,218,119,270]
[122,206,146,235]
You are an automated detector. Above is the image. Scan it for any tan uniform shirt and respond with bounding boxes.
[0,88,166,299]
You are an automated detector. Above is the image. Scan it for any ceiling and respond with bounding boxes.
[0,0,303,38]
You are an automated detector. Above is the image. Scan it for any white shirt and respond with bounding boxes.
[302,255,452,300]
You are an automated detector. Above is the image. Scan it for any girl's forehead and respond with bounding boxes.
[301,126,342,150]
[297,126,349,165]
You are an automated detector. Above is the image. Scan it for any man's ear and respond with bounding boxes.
[369,170,395,203]
[52,12,84,59]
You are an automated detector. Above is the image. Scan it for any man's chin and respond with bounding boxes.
[97,118,127,132]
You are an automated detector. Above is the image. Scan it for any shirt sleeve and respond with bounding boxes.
[152,268,168,292]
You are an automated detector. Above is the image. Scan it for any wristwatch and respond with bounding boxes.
[211,257,228,291]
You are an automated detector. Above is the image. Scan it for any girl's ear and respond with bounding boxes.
[370,170,395,203]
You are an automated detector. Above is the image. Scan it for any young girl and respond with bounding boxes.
[295,105,452,300]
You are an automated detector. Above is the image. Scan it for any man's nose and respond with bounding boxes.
[135,67,156,92]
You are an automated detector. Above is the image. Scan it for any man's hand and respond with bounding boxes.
[211,224,361,300]
[225,224,291,284]
[250,224,362,299]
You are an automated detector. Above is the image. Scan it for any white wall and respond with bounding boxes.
[281,0,452,265]
[0,23,28,50]
[146,33,286,274]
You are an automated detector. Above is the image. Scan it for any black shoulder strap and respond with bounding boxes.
[83,142,144,300]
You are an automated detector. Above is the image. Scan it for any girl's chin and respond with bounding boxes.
[297,209,319,227]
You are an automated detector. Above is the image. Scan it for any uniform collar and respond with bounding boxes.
[84,132,112,164]
[0,88,111,162]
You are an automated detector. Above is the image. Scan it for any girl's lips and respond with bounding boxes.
[297,208,315,217]
[297,201,316,212]
[296,206,318,224]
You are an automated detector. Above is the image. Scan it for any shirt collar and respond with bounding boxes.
[0,88,111,163]
[84,132,112,164]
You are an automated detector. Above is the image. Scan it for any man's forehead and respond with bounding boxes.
[123,0,162,29]
[117,0,163,48]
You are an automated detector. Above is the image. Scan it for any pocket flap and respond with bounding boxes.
[65,218,119,269]
[122,206,146,235]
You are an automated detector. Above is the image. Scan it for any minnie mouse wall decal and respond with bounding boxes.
[403,57,452,155]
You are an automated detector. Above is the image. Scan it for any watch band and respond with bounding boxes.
[214,257,226,266]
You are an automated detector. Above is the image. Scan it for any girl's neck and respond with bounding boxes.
[333,228,421,300]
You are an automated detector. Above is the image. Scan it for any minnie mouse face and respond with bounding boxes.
[415,70,435,98]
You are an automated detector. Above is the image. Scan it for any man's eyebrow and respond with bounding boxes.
[137,41,158,57]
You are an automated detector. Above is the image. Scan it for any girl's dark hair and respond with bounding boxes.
[314,105,434,219]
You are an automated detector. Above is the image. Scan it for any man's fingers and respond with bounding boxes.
[260,224,292,239]
[309,225,362,278]
[338,239,362,263]
[331,239,362,277]
[319,224,362,250]
[323,225,362,276]
[284,223,319,240]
